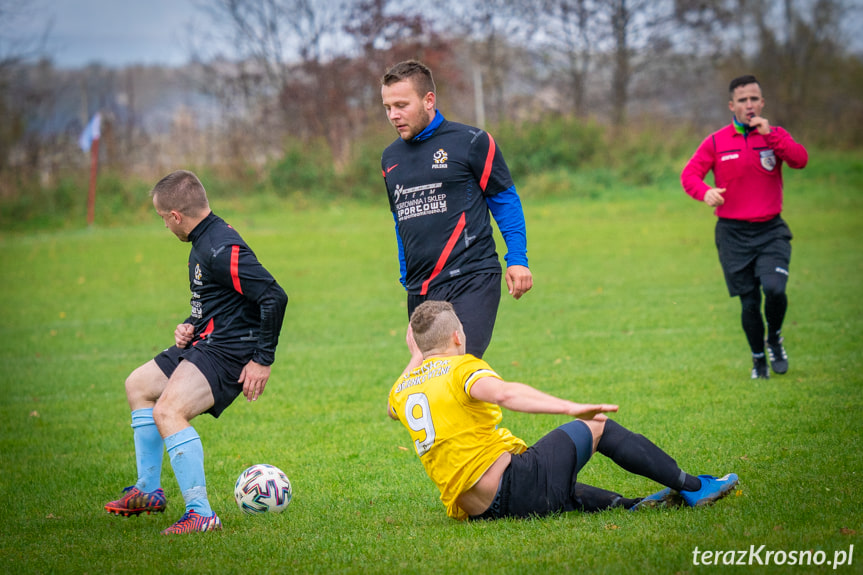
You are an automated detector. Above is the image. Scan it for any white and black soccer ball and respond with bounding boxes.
[234,464,293,514]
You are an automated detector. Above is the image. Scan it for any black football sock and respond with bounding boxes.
[572,482,639,512]
[596,419,701,492]
[740,289,766,353]
[761,274,788,345]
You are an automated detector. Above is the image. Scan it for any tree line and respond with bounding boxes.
[1,0,861,198]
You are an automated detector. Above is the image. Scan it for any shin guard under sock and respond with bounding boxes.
[740,289,765,354]
[165,426,213,516]
[131,408,163,492]
[597,419,700,492]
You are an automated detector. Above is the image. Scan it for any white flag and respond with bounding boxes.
[78,113,102,152]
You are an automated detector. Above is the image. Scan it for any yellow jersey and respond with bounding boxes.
[389,354,527,520]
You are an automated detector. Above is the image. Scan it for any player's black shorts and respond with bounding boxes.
[469,420,593,520]
[715,216,792,297]
[154,344,251,418]
[407,272,502,358]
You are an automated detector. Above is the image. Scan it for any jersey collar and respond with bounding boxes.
[187,211,216,243]
[732,115,755,137]
[412,110,444,143]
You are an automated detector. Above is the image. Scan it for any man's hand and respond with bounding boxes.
[174,323,194,348]
[405,324,423,361]
[704,187,726,207]
[505,265,533,300]
[239,360,271,402]
[399,324,425,378]
[748,114,771,135]
[569,403,619,420]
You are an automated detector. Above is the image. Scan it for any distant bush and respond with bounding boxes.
[605,121,701,187]
[495,115,604,181]
[0,170,150,231]
[266,138,336,198]
[1,117,859,233]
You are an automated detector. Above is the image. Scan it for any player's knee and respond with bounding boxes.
[739,289,761,312]
[151,398,174,429]
[125,367,149,404]
[761,274,787,298]
[125,360,168,406]
[583,418,606,450]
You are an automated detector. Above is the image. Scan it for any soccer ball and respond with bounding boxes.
[234,464,293,514]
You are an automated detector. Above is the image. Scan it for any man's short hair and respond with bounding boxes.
[729,74,760,96]
[382,60,436,99]
[410,300,460,353]
[150,170,210,215]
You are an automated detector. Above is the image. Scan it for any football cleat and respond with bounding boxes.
[629,487,686,511]
[161,510,222,535]
[679,473,739,507]
[766,339,788,374]
[105,486,167,516]
[751,355,769,380]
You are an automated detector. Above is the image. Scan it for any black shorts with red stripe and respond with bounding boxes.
[407,272,501,358]
[154,343,252,417]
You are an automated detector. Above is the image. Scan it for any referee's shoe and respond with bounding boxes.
[751,353,769,380]
[766,339,788,374]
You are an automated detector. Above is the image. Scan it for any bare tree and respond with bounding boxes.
[193,0,447,167]
[342,0,445,136]
[190,1,353,162]
[0,0,51,177]
[607,0,632,126]
[534,0,600,118]
[442,0,536,126]
[592,0,685,126]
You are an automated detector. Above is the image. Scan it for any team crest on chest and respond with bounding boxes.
[432,148,448,169]
[194,263,203,285]
[759,149,776,171]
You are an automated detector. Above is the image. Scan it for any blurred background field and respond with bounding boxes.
[0,154,860,573]
[1,1,862,572]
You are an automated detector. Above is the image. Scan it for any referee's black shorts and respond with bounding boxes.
[154,344,251,418]
[407,272,502,358]
[715,216,792,297]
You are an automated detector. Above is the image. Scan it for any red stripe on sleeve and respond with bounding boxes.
[230,245,243,294]
[420,212,466,295]
[479,133,496,191]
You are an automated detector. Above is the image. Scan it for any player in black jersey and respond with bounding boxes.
[104,170,288,534]
[381,60,532,358]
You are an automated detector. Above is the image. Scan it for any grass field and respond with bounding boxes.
[1,155,861,574]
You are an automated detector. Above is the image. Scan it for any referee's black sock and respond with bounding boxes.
[762,275,788,345]
[596,419,701,492]
[740,289,765,353]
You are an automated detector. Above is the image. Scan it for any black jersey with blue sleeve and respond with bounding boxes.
[382,113,525,295]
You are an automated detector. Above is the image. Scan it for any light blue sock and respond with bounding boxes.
[165,426,213,516]
[131,408,163,492]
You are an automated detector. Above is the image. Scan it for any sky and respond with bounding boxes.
[18,0,203,68]
[11,0,863,69]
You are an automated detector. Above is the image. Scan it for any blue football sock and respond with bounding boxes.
[165,426,213,516]
[131,408,163,492]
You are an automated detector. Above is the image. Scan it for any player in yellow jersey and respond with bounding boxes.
[388,301,739,520]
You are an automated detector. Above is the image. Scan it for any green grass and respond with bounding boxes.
[1,155,861,574]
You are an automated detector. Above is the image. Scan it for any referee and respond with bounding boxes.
[681,75,808,379]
